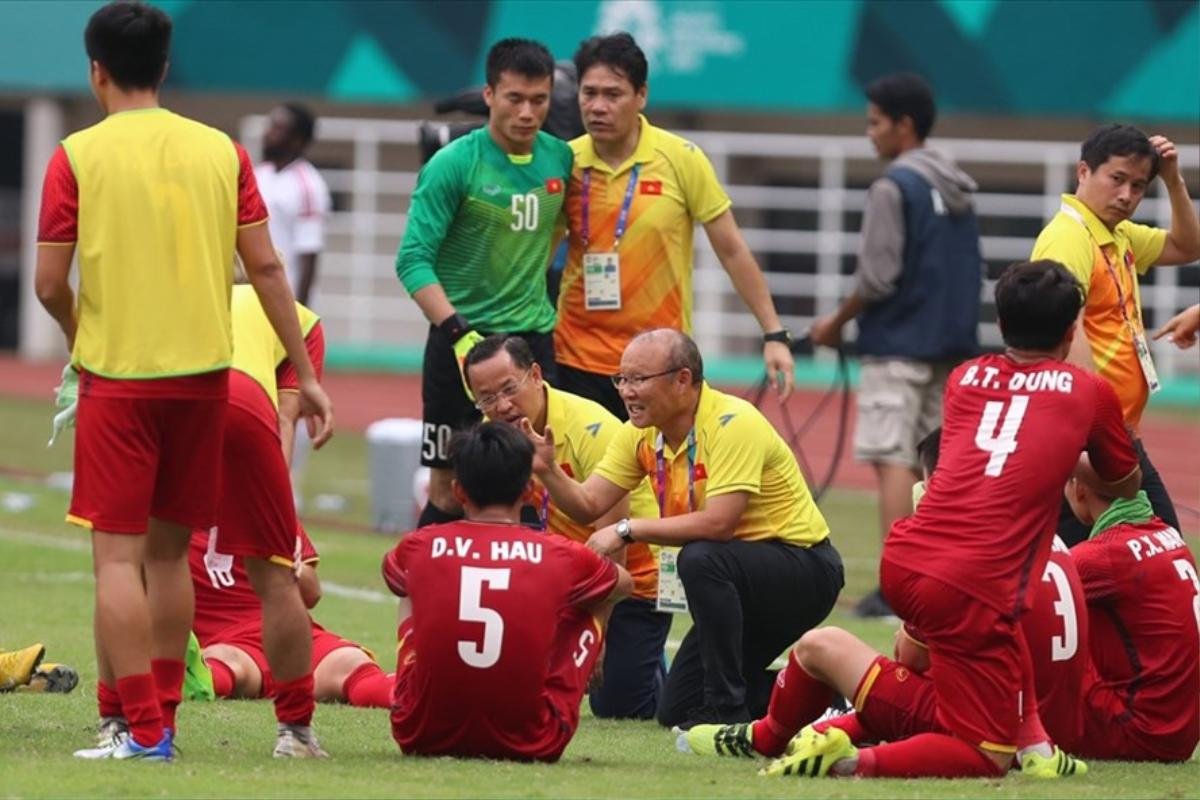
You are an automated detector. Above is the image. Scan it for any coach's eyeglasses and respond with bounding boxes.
[474,370,533,411]
[610,368,682,389]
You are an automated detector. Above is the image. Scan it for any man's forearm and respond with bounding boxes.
[834,292,865,327]
[412,284,458,327]
[628,511,734,545]
[1165,175,1200,262]
[39,287,77,349]
[540,465,605,525]
[722,250,783,333]
[296,253,318,306]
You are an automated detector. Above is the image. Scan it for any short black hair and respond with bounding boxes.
[485,38,555,88]
[574,32,648,91]
[281,103,316,145]
[463,334,536,391]
[450,422,534,508]
[994,260,1083,350]
[84,1,172,91]
[916,428,941,478]
[865,73,936,141]
[1080,124,1159,181]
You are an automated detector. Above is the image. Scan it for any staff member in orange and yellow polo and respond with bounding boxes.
[555,33,794,420]
[523,329,843,730]
[463,334,667,720]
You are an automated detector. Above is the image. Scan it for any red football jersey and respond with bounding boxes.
[382,520,618,753]
[189,526,317,644]
[1072,518,1200,759]
[1023,536,1090,743]
[884,354,1137,615]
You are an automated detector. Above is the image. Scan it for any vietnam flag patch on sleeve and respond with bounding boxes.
[545,178,564,194]
[641,180,663,195]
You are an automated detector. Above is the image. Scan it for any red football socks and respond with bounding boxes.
[97,680,122,719]
[116,673,165,748]
[750,650,833,757]
[273,673,315,727]
[150,658,184,733]
[815,711,871,744]
[207,658,235,698]
[855,733,1005,778]
[342,662,394,709]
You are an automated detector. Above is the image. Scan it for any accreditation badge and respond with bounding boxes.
[583,252,621,310]
[1132,329,1161,394]
[656,547,689,614]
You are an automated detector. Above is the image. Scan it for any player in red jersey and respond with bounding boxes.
[382,422,633,761]
[679,260,1139,779]
[1057,460,1199,761]
[190,526,394,709]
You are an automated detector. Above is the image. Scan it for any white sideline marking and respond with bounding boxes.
[0,526,90,552]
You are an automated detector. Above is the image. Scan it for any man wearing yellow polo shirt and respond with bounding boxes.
[524,329,844,729]
[1031,124,1200,545]
[463,334,668,720]
[555,32,794,420]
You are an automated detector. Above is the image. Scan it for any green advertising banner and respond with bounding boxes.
[2,0,1196,120]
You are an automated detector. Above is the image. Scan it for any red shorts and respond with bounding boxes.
[69,373,228,533]
[206,618,364,698]
[214,376,296,563]
[852,655,944,742]
[391,607,602,762]
[881,557,1023,755]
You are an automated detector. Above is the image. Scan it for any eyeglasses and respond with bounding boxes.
[610,367,682,389]
[474,371,532,411]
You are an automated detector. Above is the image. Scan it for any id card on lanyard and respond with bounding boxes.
[654,429,696,614]
[1060,202,1160,394]
[581,164,640,311]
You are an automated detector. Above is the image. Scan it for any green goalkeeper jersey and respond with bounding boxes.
[396,126,573,333]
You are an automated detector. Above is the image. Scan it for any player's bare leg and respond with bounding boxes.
[144,518,192,735]
[245,558,326,758]
[315,646,393,708]
[202,644,264,698]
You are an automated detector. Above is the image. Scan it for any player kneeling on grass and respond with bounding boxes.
[382,422,633,761]
[1055,457,1199,762]
[189,525,394,709]
[680,427,1089,778]
[684,260,1141,779]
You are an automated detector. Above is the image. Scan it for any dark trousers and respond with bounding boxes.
[556,363,627,421]
[589,598,673,720]
[1057,438,1179,547]
[656,538,844,727]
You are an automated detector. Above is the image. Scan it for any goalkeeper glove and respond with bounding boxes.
[439,313,485,400]
[48,364,79,446]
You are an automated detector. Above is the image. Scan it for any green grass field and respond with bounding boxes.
[0,394,1196,798]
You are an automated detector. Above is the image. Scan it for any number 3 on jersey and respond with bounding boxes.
[510,193,539,231]
[975,395,1029,477]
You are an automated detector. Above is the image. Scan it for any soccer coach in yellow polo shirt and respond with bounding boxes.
[463,334,668,721]
[1031,124,1200,545]
[523,329,844,729]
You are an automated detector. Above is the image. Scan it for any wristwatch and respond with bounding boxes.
[763,328,792,347]
[615,518,635,544]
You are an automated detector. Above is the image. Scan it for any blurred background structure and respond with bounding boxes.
[2,0,1197,393]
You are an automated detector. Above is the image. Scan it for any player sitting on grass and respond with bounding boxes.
[682,260,1141,779]
[190,525,394,710]
[1054,456,1199,762]
[382,422,633,761]
[680,427,1089,778]
[0,644,78,694]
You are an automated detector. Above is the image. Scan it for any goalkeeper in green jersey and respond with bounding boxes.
[396,38,572,526]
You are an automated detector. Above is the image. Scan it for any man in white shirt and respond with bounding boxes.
[255,104,331,305]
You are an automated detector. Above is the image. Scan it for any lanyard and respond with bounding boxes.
[1060,202,1144,332]
[581,163,640,251]
[539,485,551,532]
[654,429,697,516]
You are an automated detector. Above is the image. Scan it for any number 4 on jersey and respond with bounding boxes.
[975,396,1029,477]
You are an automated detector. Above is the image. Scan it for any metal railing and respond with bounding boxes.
[240,115,1200,377]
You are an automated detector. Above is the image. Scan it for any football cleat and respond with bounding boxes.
[111,729,173,762]
[182,632,215,702]
[677,722,758,757]
[19,662,79,694]
[73,717,130,759]
[273,724,329,759]
[760,726,857,778]
[0,643,45,691]
[1020,745,1088,778]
